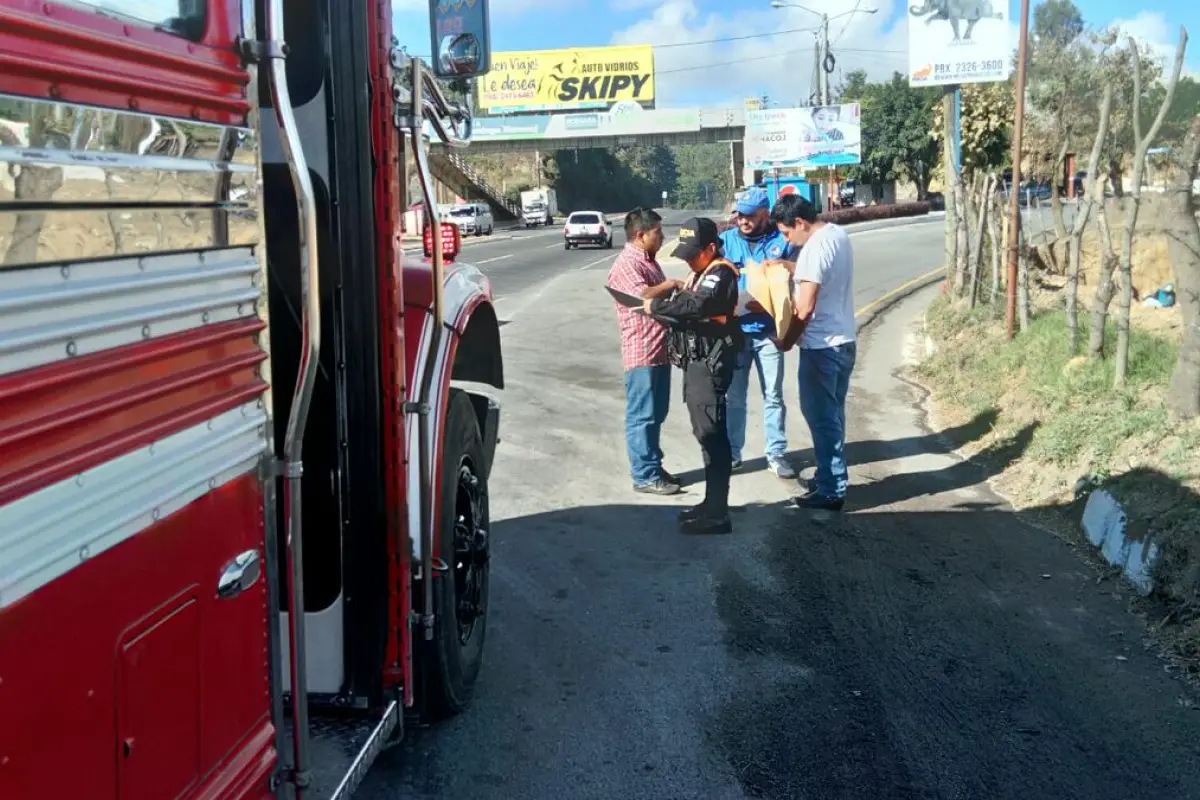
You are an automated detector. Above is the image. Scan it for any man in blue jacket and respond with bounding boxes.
[719,186,798,478]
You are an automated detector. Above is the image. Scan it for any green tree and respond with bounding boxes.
[844,71,941,198]
[931,80,1013,175]
[1143,75,1200,147]
[671,144,733,209]
[1032,0,1084,46]
[1026,0,1098,239]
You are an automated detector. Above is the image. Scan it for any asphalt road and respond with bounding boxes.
[362,209,1200,798]
[411,209,947,321]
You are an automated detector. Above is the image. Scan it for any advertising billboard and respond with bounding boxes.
[744,104,861,171]
[464,104,700,141]
[478,45,655,113]
[907,0,1012,87]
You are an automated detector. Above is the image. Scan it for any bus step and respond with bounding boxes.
[280,701,400,799]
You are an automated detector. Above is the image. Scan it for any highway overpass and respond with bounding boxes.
[428,105,748,154]
[425,106,753,221]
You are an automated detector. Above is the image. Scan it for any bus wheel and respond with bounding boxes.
[420,389,490,720]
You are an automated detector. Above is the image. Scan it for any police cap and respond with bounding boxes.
[670,217,723,262]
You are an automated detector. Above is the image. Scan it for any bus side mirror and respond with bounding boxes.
[429,0,491,79]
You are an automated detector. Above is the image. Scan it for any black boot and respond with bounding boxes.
[679,507,732,535]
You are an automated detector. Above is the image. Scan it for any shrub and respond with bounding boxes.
[820,201,931,225]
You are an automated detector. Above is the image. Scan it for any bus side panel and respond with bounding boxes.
[0,476,275,800]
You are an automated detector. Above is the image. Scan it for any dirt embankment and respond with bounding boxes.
[911,195,1200,678]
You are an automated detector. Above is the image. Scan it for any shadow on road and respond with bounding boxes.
[671,408,1035,514]
[369,468,1200,800]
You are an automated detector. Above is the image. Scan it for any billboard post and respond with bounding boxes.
[906,0,1012,306]
[478,45,655,114]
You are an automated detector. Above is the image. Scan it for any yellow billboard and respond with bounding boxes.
[478,45,656,113]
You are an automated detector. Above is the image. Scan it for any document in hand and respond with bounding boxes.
[740,259,795,341]
[604,284,680,324]
[605,285,642,307]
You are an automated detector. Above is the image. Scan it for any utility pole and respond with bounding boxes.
[819,13,830,105]
[1005,0,1032,340]
[820,14,832,209]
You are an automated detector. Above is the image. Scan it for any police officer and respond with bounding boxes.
[643,218,741,535]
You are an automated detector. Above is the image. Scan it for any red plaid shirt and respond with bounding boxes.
[607,243,669,370]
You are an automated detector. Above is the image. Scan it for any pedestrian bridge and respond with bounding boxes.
[428,105,748,154]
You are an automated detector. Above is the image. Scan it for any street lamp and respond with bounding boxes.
[769,2,878,104]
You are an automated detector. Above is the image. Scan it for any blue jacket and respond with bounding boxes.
[718,227,798,337]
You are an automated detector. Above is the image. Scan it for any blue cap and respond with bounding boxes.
[735,186,770,216]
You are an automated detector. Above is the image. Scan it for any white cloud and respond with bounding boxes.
[609,0,914,108]
[1107,11,1194,78]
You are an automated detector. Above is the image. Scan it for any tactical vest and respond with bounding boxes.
[667,259,742,370]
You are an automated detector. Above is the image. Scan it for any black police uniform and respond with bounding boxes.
[649,218,741,534]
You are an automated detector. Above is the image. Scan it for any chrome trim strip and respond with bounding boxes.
[0,246,261,375]
[0,207,259,267]
[0,146,256,176]
[0,95,259,267]
[0,401,268,609]
[328,701,400,800]
[0,97,255,163]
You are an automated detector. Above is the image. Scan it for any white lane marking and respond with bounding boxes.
[577,254,619,271]
[495,252,619,321]
[476,254,513,264]
[544,241,566,249]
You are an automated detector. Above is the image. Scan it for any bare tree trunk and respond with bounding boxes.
[968,174,992,309]
[1115,30,1188,388]
[1088,195,1120,357]
[989,182,1003,304]
[943,88,959,292]
[1018,220,1031,331]
[1050,136,1070,242]
[1067,84,1115,352]
[955,174,971,293]
[1166,115,1200,420]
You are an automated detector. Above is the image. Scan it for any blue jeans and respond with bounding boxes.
[727,335,787,461]
[625,365,671,485]
[798,343,857,499]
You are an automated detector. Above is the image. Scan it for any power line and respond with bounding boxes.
[651,25,820,49]
[654,46,903,77]
[832,0,864,46]
[407,24,887,61]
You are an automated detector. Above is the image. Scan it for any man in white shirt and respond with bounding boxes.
[770,193,857,511]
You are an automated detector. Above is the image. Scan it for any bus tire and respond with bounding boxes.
[420,389,490,720]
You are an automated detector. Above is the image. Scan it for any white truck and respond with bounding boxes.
[521,187,558,227]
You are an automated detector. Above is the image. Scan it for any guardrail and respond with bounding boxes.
[432,152,520,218]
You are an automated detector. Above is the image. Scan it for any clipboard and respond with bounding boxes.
[605,285,642,307]
[604,285,681,324]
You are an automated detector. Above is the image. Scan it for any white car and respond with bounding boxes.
[563,211,612,250]
[446,202,494,236]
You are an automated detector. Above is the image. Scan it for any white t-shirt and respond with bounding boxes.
[793,223,856,350]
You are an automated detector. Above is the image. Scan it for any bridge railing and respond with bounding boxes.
[430,152,520,219]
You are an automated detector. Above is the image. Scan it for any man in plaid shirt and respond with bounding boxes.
[607,208,682,495]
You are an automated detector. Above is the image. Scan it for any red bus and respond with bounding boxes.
[0,0,501,797]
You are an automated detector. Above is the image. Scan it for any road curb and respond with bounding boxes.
[913,296,1156,598]
[1081,489,1156,596]
[854,268,945,331]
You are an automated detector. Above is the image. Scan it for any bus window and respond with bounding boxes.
[67,1,207,41]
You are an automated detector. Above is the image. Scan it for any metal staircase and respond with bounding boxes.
[429,152,520,220]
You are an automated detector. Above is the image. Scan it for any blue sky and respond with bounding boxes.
[394,0,1199,108]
